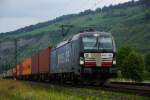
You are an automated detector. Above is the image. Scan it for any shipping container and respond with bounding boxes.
[16,64,20,76]
[6,69,13,77]
[1,72,6,78]
[12,67,16,78]
[20,63,23,76]
[31,53,39,74]
[39,47,51,74]
[22,58,32,75]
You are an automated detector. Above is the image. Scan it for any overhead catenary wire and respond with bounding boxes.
[54,0,104,37]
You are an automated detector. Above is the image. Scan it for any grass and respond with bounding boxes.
[0,79,149,100]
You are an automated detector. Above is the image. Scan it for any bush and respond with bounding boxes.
[117,45,133,70]
[121,51,145,82]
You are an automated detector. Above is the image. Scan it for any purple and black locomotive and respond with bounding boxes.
[51,31,117,83]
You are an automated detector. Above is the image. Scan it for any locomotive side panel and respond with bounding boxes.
[57,43,72,73]
[71,39,81,75]
[50,49,57,73]
[51,39,81,74]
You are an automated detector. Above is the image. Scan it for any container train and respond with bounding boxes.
[2,31,117,84]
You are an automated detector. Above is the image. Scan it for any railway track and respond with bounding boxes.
[102,82,150,97]
[60,81,150,97]
[110,81,150,87]
[14,79,150,97]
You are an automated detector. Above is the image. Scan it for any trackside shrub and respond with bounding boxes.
[117,45,133,70]
[121,51,145,82]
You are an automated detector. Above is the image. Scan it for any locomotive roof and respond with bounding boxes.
[72,31,112,40]
[79,31,111,37]
[56,31,112,48]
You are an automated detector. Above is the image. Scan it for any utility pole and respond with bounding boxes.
[0,41,1,73]
[59,24,74,37]
[14,39,18,67]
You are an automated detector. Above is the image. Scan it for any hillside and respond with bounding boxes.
[0,0,150,71]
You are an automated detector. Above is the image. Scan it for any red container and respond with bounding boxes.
[31,53,39,74]
[39,47,51,74]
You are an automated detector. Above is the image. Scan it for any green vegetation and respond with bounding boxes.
[117,45,133,70]
[0,79,149,100]
[122,51,145,82]
[116,44,150,81]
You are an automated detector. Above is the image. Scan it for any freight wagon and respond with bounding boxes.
[31,47,51,81]
[21,58,32,80]
[31,53,39,80]
[5,69,13,78]
[12,67,17,79]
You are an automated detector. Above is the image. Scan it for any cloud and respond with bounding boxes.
[0,0,132,33]
[0,17,39,33]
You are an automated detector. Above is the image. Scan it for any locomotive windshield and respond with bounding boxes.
[82,37,98,50]
[82,36,113,50]
[99,36,113,50]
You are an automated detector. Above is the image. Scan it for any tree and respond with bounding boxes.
[117,45,133,70]
[95,8,102,13]
[141,0,150,8]
[144,12,150,20]
[79,9,94,16]
[145,53,150,72]
[122,51,145,82]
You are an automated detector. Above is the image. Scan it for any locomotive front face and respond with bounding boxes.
[83,53,114,67]
[79,33,116,78]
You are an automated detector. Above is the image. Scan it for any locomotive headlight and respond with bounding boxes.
[94,33,99,37]
[80,57,84,65]
[80,60,84,65]
[113,60,116,65]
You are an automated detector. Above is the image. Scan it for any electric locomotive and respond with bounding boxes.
[51,31,116,83]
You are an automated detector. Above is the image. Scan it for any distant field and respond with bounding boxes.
[0,79,149,100]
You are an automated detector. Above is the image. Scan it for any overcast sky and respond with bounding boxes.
[0,0,133,33]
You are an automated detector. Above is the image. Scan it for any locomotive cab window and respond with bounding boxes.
[99,36,113,50]
[82,37,98,50]
[82,36,113,50]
